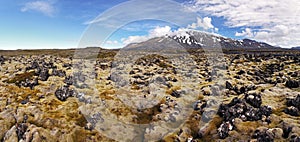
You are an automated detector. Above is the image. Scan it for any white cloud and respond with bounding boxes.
[188,17,214,30]
[186,0,300,48]
[235,28,254,37]
[106,40,119,45]
[21,1,55,17]
[122,26,173,45]
[149,26,172,37]
[121,17,219,46]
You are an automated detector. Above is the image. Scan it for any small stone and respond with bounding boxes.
[38,68,49,81]
[290,134,300,142]
[252,128,274,142]
[245,93,262,108]
[171,90,181,98]
[285,80,299,88]
[218,122,231,139]
[54,86,76,101]
[16,123,28,141]
[225,81,233,90]
[284,106,300,116]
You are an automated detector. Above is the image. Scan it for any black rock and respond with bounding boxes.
[16,123,28,141]
[31,61,39,69]
[282,123,293,138]
[18,77,39,90]
[217,95,273,138]
[260,106,272,116]
[228,97,243,107]
[285,80,299,88]
[218,122,232,139]
[38,68,49,81]
[225,81,233,90]
[21,98,29,105]
[245,107,262,121]
[290,134,300,142]
[55,86,77,101]
[237,70,245,75]
[217,100,246,122]
[171,90,181,98]
[63,63,72,68]
[52,69,66,77]
[285,95,300,116]
[252,129,274,142]
[239,86,246,94]
[0,55,5,64]
[64,76,74,85]
[284,106,300,116]
[286,95,300,109]
[245,93,262,108]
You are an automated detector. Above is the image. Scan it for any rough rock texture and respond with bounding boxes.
[0,48,299,141]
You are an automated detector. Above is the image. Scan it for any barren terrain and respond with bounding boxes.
[0,48,299,142]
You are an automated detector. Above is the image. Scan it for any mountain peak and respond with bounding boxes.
[124,30,278,50]
[168,30,276,49]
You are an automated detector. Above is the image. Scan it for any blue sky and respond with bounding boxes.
[0,0,299,50]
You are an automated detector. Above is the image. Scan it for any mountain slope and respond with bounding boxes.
[170,30,276,49]
[124,30,278,50]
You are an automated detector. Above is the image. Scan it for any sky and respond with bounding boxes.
[0,0,299,50]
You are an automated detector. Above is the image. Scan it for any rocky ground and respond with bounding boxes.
[0,48,299,142]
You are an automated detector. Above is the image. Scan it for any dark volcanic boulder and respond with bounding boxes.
[252,128,274,142]
[285,80,299,88]
[290,134,300,142]
[286,95,300,109]
[218,122,233,139]
[225,81,233,90]
[245,107,262,121]
[38,68,50,81]
[64,76,74,85]
[284,95,300,116]
[245,93,262,108]
[52,69,66,77]
[284,106,300,116]
[55,86,77,101]
[171,90,181,98]
[0,55,5,64]
[17,77,39,90]
[16,123,28,141]
[217,95,272,139]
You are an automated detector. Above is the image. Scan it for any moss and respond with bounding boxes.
[97,52,116,59]
[75,114,88,127]
[5,71,35,84]
[132,102,162,124]
[71,129,89,142]
[99,90,116,100]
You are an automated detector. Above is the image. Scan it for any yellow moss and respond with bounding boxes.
[5,71,35,84]
[235,121,260,134]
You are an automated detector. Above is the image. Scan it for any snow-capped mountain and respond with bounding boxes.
[169,30,275,49]
[124,30,277,50]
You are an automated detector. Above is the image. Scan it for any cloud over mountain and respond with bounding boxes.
[185,0,300,48]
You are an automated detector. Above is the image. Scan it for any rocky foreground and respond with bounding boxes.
[0,48,299,142]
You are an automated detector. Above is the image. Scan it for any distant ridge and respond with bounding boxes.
[124,30,279,50]
[291,46,300,50]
